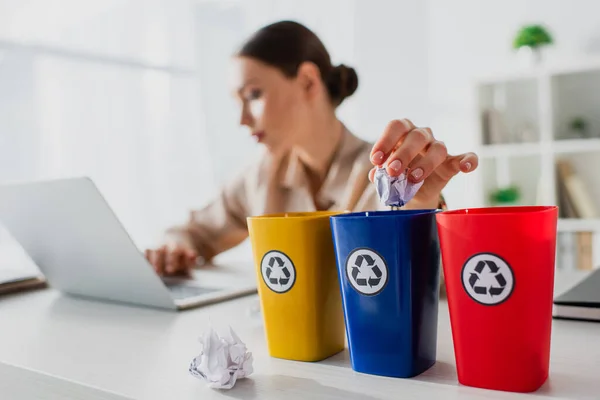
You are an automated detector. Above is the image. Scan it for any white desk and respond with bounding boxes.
[0,271,598,400]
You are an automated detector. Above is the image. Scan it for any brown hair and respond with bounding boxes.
[238,20,358,107]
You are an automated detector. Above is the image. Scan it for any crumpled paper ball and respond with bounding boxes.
[188,326,254,389]
[374,166,424,207]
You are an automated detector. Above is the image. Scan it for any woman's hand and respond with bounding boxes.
[145,243,198,277]
[368,119,478,209]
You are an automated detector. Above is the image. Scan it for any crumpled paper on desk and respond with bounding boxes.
[188,326,254,389]
[374,167,424,207]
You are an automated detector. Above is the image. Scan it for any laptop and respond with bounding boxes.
[0,177,257,310]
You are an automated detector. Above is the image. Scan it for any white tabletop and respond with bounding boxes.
[0,265,598,400]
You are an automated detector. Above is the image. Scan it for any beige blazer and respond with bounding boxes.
[166,127,445,261]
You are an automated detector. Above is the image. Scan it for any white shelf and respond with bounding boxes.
[475,56,600,85]
[475,58,600,272]
[558,219,600,233]
[553,138,600,154]
[479,142,542,158]
[547,57,600,77]
[479,138,600,158]
[476,71,541,86]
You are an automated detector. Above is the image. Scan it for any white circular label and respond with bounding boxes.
[461,253,515,305]
[345,248,388,296]
[260,251,296,294]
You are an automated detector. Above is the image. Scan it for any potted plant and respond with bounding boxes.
[513,24,553,64]
[568,116,588,138]
[490,186,521,206]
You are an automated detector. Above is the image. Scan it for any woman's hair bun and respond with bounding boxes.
[326,64,359,106]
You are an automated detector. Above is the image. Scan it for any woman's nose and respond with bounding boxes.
[239,104,253,127]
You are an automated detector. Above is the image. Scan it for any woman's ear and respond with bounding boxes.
[296,61,322,100]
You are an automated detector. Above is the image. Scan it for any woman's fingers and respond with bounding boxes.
[406,140,448,183]
[185,248,198,265]
[370,119,416,165]
[417,152,479,199]
[370,119,436,178]
[368,167,377,183]
[145,244,199,276]
[385,127,434,177]
[165,247,185,275]
[368,117,479,207]
[368,151,478,186]
[148,246,167,275]
[459,152,478,173]
[436,152,479,182]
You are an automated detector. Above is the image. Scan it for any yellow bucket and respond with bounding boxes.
[247,211,346,361]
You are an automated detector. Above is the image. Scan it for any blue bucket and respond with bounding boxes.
[330,209,441,378]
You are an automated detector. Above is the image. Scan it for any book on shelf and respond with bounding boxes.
[577,232,594,271]
[556,159,597,219]
[556,231,594,271]
[481,108,509,145]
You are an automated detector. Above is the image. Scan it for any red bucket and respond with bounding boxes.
[436,206,558,392]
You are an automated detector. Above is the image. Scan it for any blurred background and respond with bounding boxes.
[1,0,599,271]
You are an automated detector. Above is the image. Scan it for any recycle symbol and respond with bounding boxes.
[346,248,388,295]
[265,256,291,286]
[351,254,383,288]
[462,253,514,305]
[261,250,296,293]
[468,260,507,296]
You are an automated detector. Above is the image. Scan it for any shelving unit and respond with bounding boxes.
[558,219,600,233]
[474,59,600,269]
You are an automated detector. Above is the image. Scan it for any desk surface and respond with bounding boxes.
[0,269,598,400]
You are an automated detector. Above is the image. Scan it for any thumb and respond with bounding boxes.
[457,152,478,174]
[415,152,479,201]
[438,152,478,181]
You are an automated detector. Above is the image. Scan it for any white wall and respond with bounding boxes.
[352,0,430,141]
[0,49,38,182]
[195,2,251,186]
[0,0,196,68]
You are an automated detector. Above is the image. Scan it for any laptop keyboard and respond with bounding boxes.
[166,283,220,300]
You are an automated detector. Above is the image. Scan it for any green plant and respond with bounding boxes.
[569,116,588,136]
[490,186,520,204]
[513,25,553,49]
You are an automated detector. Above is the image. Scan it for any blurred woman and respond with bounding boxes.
[146,20,478,275]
